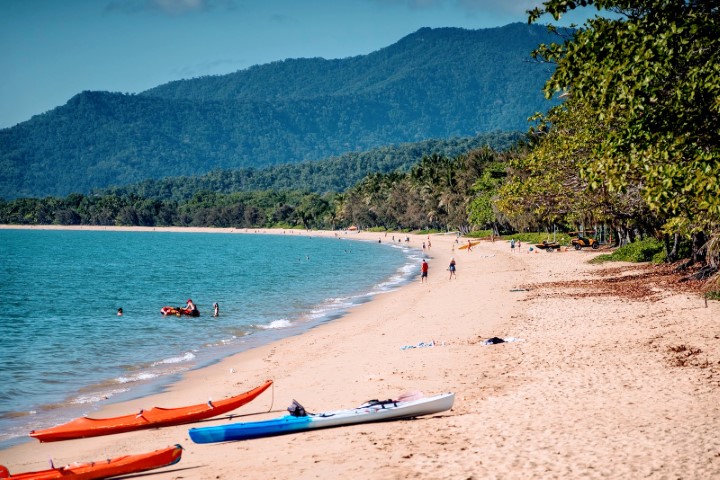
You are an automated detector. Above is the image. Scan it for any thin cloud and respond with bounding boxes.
[366,0,444,9]
[367,0,535,14]
[105,0,236,16]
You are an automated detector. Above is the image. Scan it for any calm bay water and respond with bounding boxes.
[0,229,417,448]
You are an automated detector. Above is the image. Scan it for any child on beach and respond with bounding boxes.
[448,258,456,280]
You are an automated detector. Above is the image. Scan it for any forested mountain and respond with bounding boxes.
[1,23,558,199]
[99,132,522,201]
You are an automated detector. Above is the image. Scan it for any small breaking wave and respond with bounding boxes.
[71,387,130,405]
[152,351,196,366]
[257,319,293,329]
[115,372,159,384]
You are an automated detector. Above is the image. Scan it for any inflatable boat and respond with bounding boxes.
[160,306,200,317]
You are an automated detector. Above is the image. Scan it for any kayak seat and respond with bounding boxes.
[360,399,398,409]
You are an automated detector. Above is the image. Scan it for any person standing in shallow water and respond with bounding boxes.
[420,259,429,283]
[213,303,219,317]
[184,299,197,315]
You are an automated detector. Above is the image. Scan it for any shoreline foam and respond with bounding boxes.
[2,226,718,479]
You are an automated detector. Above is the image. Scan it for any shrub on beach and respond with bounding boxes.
[493,232,572,245]
[466,229,493,239]
[591,238,665,264]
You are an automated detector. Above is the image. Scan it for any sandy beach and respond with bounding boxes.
[1,226,719,479]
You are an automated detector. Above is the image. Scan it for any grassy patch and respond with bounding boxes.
[466,229,493,238]
[590,238,664,264]
[499,232,572,245]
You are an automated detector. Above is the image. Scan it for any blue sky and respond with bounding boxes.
[0,0,599,129]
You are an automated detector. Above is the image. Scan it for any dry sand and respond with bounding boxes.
[1,227,719,479]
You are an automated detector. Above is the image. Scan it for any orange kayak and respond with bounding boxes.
[0,444,182,480]
[30,380,273,442]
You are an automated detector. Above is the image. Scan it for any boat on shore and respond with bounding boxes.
[30,380,273,442]
[189,391,454,443]
[0,444,182,480]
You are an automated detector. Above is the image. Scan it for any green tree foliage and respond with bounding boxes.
[528,0,720,238]
[340,147,506,231]
[496,100,662,238]
[0,145,508,232]
[467,155,508,234]
[0,190,337,230]
[0,25,556,199]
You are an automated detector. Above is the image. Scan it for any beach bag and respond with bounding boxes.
[287,399,308,417]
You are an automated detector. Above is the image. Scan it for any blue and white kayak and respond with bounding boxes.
[189,392,455,443]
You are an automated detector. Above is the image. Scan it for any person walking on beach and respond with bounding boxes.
[467,239,473,252]
[448,257,456,280]
[420,259,429,283]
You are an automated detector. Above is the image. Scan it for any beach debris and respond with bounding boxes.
[400,340,443,350]
[666,344,707,368]
[482,337,523,345]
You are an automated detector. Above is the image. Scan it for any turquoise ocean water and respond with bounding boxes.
[0,229,418,448]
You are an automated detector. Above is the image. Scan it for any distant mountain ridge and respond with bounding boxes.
[141,24,552,104]
[0,23,558,199]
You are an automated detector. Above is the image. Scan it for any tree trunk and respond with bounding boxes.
[692,231,707,265]
[666,233,680,263]
[615,225,628,247]
[677,231,708,271]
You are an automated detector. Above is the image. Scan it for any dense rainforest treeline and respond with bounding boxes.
[1,23,558,199]
[0,145,510,232]
[97,132,522,201]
